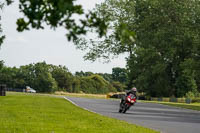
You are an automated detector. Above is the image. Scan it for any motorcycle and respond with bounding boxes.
[119,94,136,113]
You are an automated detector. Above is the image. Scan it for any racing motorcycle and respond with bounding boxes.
[119,94,136,113]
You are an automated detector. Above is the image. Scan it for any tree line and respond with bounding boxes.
[0,61,127,94]
[1,0,200,98]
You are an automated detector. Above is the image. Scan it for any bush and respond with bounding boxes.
[185,90,200,98]
[191,98,200,103]
[111,81,126,92]
[185,91,195,98]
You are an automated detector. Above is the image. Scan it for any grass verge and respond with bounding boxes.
[140,100,200,111]
[0,92,159,133]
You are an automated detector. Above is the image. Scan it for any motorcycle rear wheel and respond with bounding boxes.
[119,108,123,113]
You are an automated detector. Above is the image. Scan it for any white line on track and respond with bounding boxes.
[64,97,99,114]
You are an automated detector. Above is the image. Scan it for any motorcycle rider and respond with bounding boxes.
[126,87,137,99]
[120,87,137,104]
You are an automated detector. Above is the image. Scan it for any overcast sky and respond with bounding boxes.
[0,0,127,74]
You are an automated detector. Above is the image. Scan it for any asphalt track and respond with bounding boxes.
[65,97,200,133]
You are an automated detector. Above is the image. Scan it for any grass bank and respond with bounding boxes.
[0,92,158,133]
[140,100,200,111]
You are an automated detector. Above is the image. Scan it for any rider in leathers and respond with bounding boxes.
[121,87,137,104]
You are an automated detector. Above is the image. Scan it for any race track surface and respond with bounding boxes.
[65,97,200,133]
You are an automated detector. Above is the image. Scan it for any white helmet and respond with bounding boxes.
[132,87,137,91]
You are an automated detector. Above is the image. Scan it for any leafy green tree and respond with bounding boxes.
[89,74,116,93]
[0,0,107,51]
[50,65,73,92]
[16,0,107,41]
[127,50,172,97]
[175,59,198,96]
[74,0,136,61]
[80,77,97,93]
[18,62,58,92]
[89,75,107,93]
[112,67,128,84]
[33,62,58,92]
[74,72,117,93]
[0,65,24,89]
[0,2,5,48]
[128,0,200,97]
[0,61,120,94]
[18,64,36,88]
[75,0,200,97]
[97,73,113,82]
[0,66,14,87]
[111,81,126,92]
[0,60,4,70]
[75,74,117,94]
[72,77,81,93]
[0,0,13,47]
[75,71,85,77]
[35,71,57,93]
[75,71,94,77]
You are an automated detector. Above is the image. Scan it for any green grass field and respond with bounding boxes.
[140,100,200,111]
[0,92,159,133]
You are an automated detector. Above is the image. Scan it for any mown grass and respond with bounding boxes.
[0,92,159,133]
[140,100,200,111]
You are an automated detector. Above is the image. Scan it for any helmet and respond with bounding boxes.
[132,87,137,92]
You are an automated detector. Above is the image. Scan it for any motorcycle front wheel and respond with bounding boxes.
[119,100,124,113]
[122,104,130,113]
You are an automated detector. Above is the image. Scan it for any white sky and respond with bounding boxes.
[0,0,127,74]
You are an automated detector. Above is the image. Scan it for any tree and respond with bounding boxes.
[72,77,81,93]
[75,0,200,97]
[33,62,57,92]
[74,0,136,62]
[88,74,117,93]
[0,66,14,88]
[0,65,25,89]
[50,65,73,92]
[128,0,200,97]
[0,2,6,48]
[97,73,113,82]
[79,77,97,93]
[0,1,13,47]
[0,60,4,70]
[16,0,107,41]
[112,67,128,84]
[18,62,58,92]
[18,64,36,88]
[74,74,117,94]
[0,0,108,51]
[0,61,120,94]
[75,71,94,77]
[111,81,126,92]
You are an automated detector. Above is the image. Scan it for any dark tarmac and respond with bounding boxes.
[65,97,200,133]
